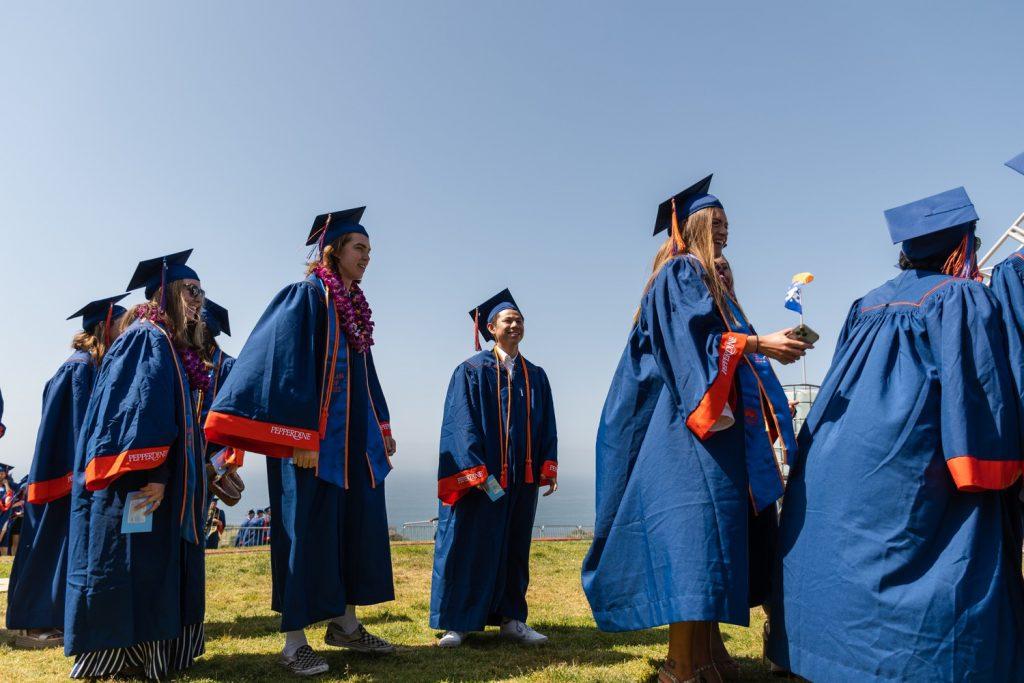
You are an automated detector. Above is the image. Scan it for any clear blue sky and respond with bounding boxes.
[3,2,1024,512]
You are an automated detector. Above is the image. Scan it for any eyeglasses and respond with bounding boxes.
[183,284,205,300]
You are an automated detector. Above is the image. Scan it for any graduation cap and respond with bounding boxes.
[202,299,231,337]
[306,207,368,251]
[1006,151,1024,176]
[67,293,130,332]
[247,509,255,515]
[884,187,978,263]
[0,462,13,473]
[469,289,522,350]
[126,249,199,301]
[653,174,724,236]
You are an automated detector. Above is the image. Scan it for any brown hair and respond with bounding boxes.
[305,233,360,278]
[72,322,112,364]
[636,207,730,322]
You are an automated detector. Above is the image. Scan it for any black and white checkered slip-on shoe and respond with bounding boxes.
[280,645,329,677]
[324,621,396,654]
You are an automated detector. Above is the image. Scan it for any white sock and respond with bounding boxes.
[331,604,359,633]
[283,630,308,657]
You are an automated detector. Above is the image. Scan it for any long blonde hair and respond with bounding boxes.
[636,206,730,322]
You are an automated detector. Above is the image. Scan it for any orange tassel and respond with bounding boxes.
[473,309,482,351]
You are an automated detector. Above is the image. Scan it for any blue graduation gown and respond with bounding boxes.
[65,320,207,656]
[201,345,238,464]
[6,351,95,630]
[206,275,394,631]
[991,250,1024,527]
[430,350,558,631]
[0,386,5,437]
[582,255,785,632]
[768,270,1024,682]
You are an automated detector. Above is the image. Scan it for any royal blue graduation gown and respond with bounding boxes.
[582,256,787,631]
[201,345,239,465]
[768,270,1024,682]
[430,350,558,631]
[206,274,394,631]
[991,250,1024,526]
[6,351,95,630]
[64,320,207,656]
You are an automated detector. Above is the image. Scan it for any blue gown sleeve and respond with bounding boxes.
[927,280,1023,491]
[26,359,94,503]
[643,257,748,439]
[437,363,489,504]
[79,327,179,491]
[205,282,323,459]
[537,368,558,484]
[366,351,391,433]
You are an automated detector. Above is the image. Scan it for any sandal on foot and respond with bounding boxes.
[14,629,63,649]
[658,663,721,683]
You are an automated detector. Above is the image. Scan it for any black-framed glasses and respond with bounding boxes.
[184,284,205,300]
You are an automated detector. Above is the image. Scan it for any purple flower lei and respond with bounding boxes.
[313,265,375,354]
[134,304,211,392]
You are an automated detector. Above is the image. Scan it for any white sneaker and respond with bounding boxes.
[499,620,548,645]
[438,631,466,648]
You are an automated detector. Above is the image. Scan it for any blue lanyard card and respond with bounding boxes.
[121,491,154,534]
[483,474,505,502]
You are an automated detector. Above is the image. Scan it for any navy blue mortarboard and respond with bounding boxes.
[306,207,368,251]
[202,299,231,337]
[1006,151,1024,176]
[654,174,724,236]
[469,288,521,349]
[67,294,130,332]
[884,187,978,261]
[0,462,13,473]
[247,509,255,515]
[126,249,199,300]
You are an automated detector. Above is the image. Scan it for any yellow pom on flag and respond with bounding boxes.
[791,272,815,285]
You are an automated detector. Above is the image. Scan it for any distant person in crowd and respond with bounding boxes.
[0,463,24,556]
[65,251,209,680]
[262,506,272,544]
[430,290,559,648]
[0,386,6,438]
[205,208,398,676]
[582,176,810,683]
[237,508,256,547]
[255,509,266,545]
[768,188,1024,681]
[6,295,127,649]
[206,498,226,550]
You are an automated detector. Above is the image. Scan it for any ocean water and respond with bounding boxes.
[223,464,595,529]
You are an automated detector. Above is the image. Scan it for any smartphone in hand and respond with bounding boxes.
[789,324,820,345]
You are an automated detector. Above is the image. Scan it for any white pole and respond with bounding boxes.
[800,288,808,385]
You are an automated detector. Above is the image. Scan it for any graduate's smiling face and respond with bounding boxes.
[710,207,729,257]
[335,234,372,283]
[488,309,525,349]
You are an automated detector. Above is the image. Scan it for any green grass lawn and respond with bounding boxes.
[0,541,773,682]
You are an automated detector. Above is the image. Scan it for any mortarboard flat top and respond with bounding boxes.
[654,174,724,236]
[67,294,130,331]
[884,186,977,245]
[202,299,231,337]
[306,207,368,247]
[0,462,13,472]
[126,249,199,299]
[469,289,522,343]
[1006,151,1024,176]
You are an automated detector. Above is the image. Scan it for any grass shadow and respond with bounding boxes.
[204,614,280,640]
